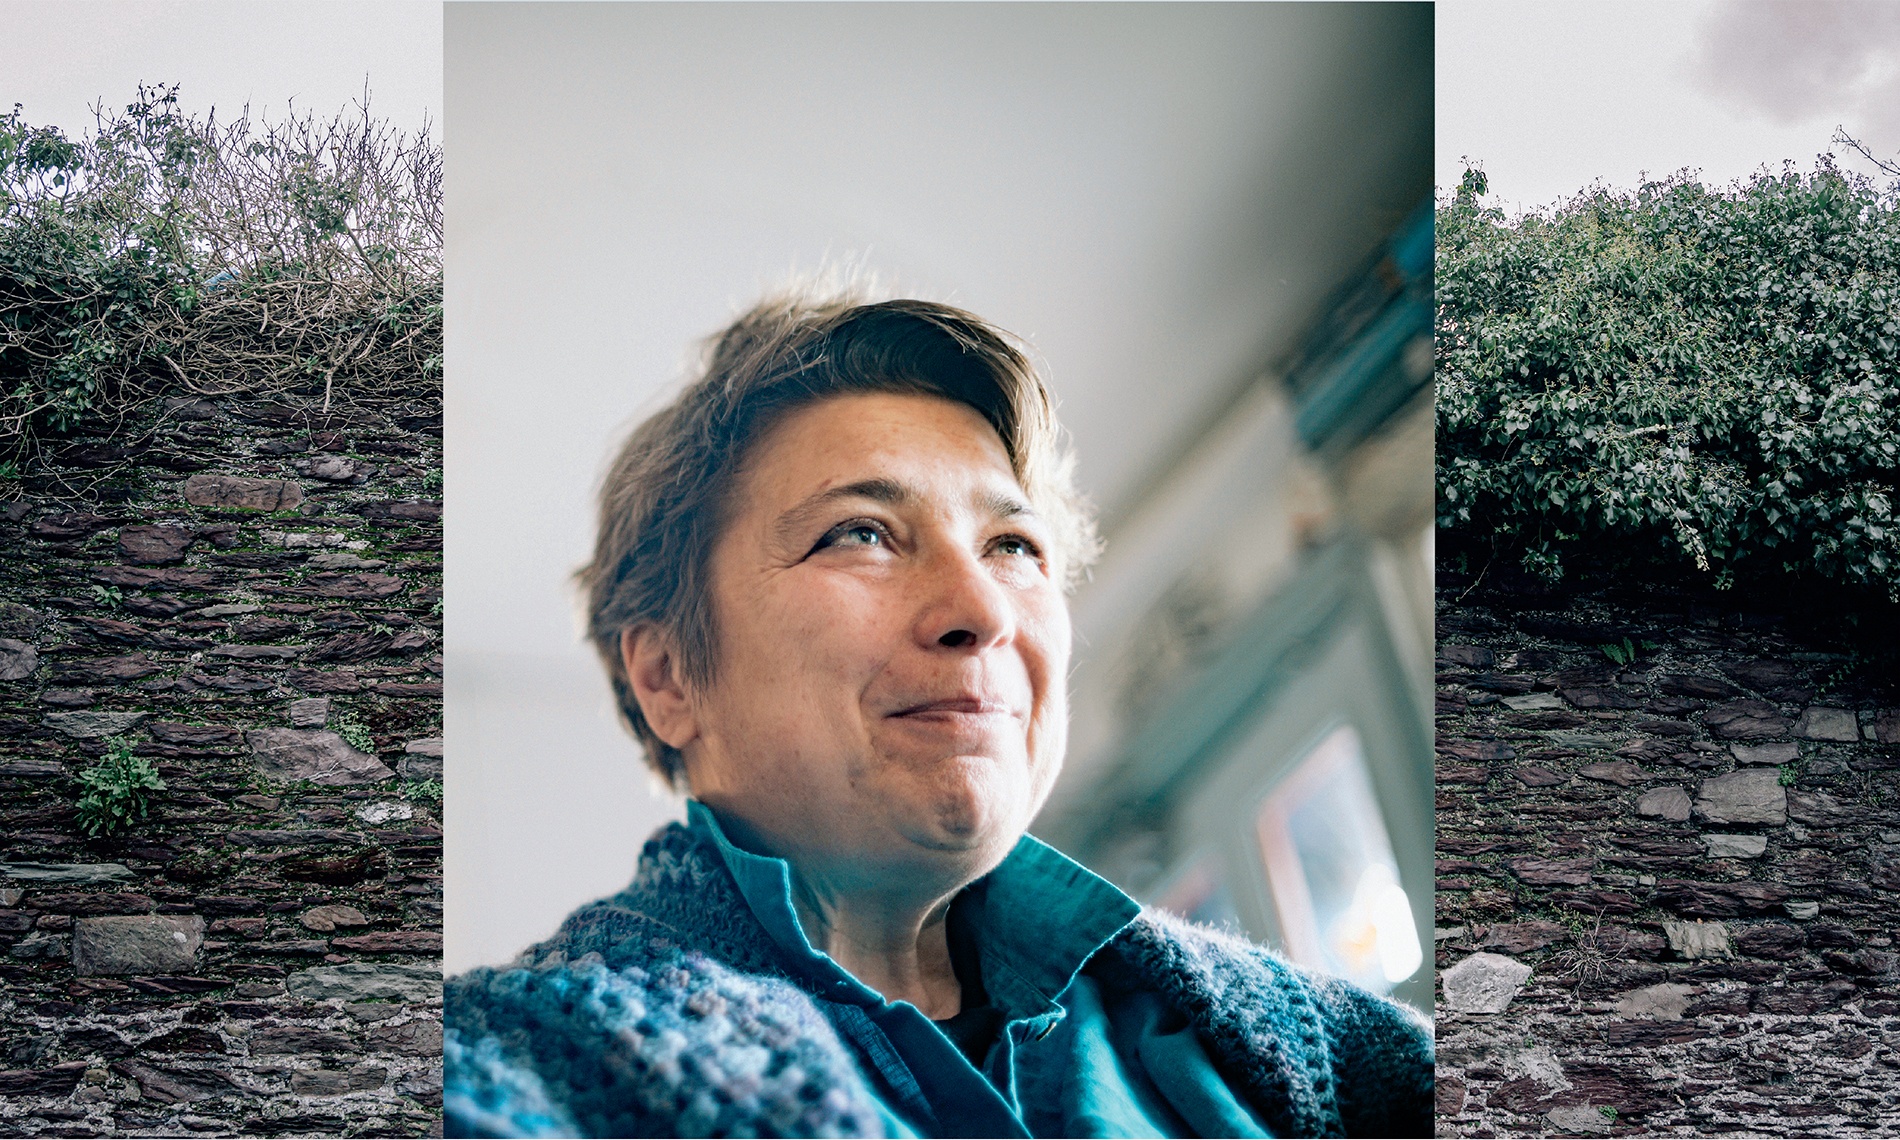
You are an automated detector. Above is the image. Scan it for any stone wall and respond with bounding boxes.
[1432,576,1900,1136]
[0,395,442,1137]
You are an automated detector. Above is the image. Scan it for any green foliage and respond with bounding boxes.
[1437,159,1900,599]
[401,778,442,811]
[335,711,376,754]
[1601,637,1636,666]
[89,583,122,608]
[1778,761,1802,787]
[74,735,166,837]
[1,85,441,463]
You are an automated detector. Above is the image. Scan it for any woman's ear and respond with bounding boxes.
[621,626,699,750]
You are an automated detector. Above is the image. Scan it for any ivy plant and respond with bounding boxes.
[1437,159,1900,600]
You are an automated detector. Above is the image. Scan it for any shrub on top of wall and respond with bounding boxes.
[0,84,441,459]
[1435,161,1900,600]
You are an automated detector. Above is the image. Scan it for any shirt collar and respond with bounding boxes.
[686,799,1140,1019]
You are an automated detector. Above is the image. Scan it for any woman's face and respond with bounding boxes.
[678,392,1070,894]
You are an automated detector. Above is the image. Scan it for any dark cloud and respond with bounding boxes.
[1693,0,1900,157]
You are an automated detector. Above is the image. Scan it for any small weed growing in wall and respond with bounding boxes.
[1544,913,1611,988]
[1778,761,1802,787]
[402,778,443,811]
[75,736,167,837]
[89,584,123,609]
[1600,637,1637,666]
[335,712,377,754]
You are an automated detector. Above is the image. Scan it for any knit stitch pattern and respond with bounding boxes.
[445,823,1433,1137]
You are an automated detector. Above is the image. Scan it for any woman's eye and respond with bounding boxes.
[815,520,888,552]
[992,535,1040,559]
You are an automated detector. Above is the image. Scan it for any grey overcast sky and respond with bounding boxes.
[2,0,439,138]
[1438,0,1900,214]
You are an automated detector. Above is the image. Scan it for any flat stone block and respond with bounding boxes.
[1663,920,1731,960]
[1615,981,1697,1020]
[250,1026,359,1055]
[1,862,134,884]
[354,800,413,825]
[10,933,69,960]
[1577,761,1643,787]
[300,905,369,933]
[1786,789,1854,826]
[118,525,194,565]
[1440,952,1532,1014]
[368,1019,442,1056]
[1731,741,1798,766]
[43,710,148,739]
[1544,730,1620,751]
[72,915,203,976]
[1546,1105,1613,1135]
[1695,768,1787,826]
[182,474,302,511]
[248,728,394,785]
[286,963,440,1004]
[399,738,442,782]
[0,602,46,639]
[1791,706,1858,742]
[397,755,441,781]
[288,697,331,728]
[1703,833,1768,859]
[290,1065,386,1095]
[1636,787,1692,822]
[0,638,39,681]
[1704,699,1790,740]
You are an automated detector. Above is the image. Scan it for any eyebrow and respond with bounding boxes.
[770,478,1040,548]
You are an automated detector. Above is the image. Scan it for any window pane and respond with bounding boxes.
[1255,724,1421,990]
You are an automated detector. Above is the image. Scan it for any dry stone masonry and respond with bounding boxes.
[0,397,441,1137]
[1433,577,1900,1136]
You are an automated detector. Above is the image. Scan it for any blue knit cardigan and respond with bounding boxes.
[444,822,1434,1138]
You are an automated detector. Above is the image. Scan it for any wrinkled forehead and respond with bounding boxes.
[726,391,1031,527]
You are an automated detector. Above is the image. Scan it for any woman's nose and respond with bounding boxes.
[915,546,1016,652]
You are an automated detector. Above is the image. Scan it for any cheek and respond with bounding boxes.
[1021,592,1072,696]
[727,576,897,716]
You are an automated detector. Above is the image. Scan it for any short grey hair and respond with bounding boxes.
[577,287,1100,786]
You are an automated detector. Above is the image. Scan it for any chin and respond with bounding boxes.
[898,754,1031,863]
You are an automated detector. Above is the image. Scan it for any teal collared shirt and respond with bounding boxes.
[688,801,1273,1138]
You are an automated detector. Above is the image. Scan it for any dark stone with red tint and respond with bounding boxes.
[118,525,196,565]
[1653,879,1790,917]
[1655,673,1740,699]
[1703,700,1791,739]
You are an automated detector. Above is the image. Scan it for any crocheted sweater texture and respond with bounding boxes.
[444,822,1434,1138]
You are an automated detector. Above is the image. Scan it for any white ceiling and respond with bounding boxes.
[443,2,1430,973]
[444,1,1431,662]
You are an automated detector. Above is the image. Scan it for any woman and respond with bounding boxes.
[444,293,1433,1138]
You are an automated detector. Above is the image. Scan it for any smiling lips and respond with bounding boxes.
[888,695,1024,722]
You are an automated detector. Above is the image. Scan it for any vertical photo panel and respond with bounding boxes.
[0,3,443,1135]
[443,3,1434,1137]
[1434,1,1900,1134]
